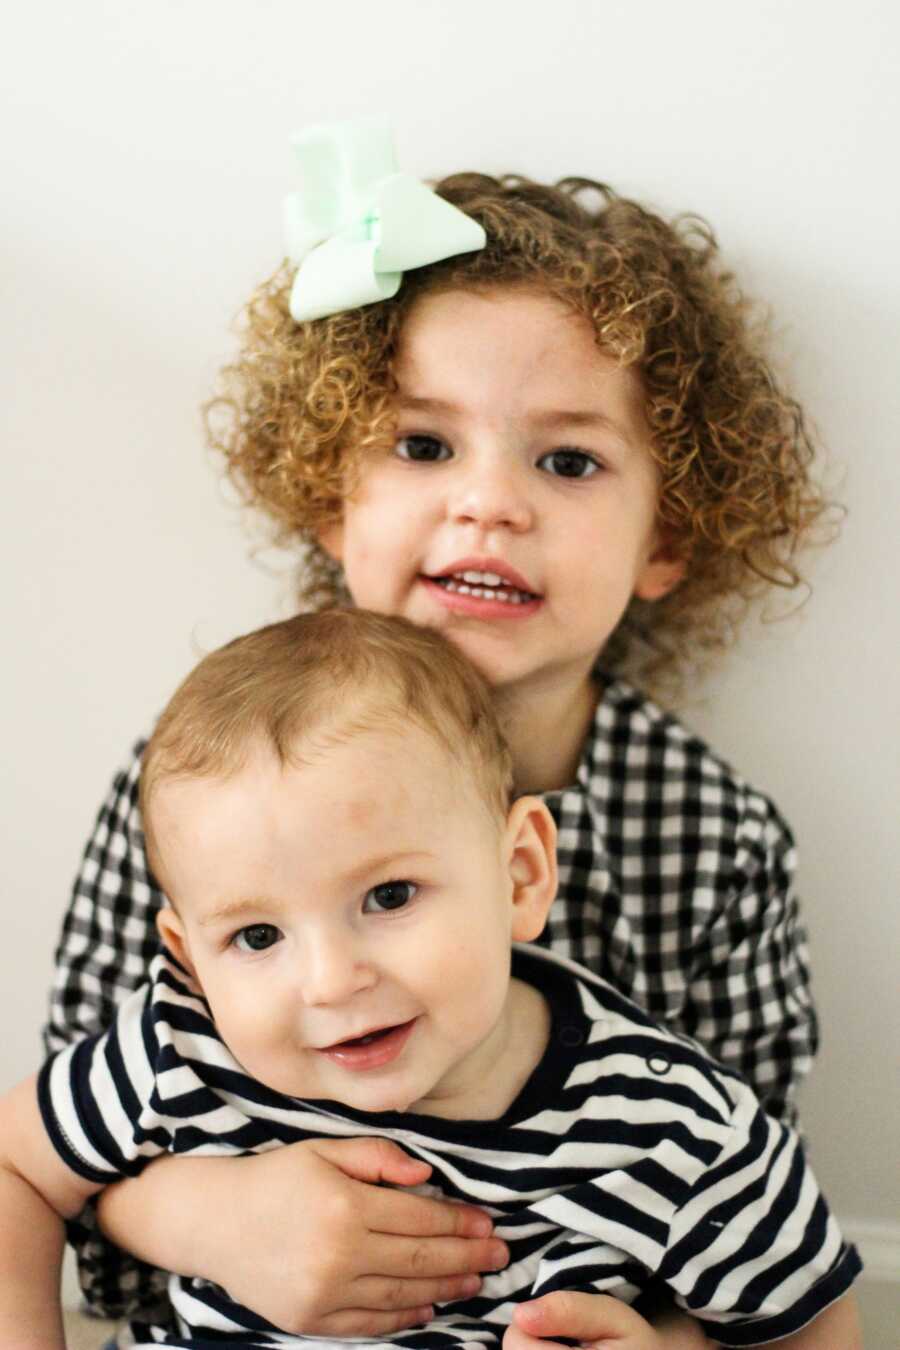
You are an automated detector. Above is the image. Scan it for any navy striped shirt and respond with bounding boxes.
[40,946,858,1348]
[47,678,817,1320]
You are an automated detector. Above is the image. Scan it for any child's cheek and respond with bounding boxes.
[203,969,274,1048]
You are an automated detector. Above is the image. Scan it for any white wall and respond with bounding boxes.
[3,0,898,1287]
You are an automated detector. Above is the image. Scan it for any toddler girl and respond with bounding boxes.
[47,123,835,1347]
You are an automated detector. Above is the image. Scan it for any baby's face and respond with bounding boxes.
[320,288,683,701]
[153,725,550,1115]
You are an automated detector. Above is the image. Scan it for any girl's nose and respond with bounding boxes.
[300,932,375,1007]
[448,451,534,533]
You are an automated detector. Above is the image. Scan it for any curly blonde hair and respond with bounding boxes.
[207,173,836,694]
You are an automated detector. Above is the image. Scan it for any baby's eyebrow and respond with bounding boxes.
[341,850,435,883]
[195,852,435,926]
[197,897,280,928]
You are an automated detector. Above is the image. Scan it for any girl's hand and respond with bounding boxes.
[505,1291,711,1350]
[98,1136,508,1337]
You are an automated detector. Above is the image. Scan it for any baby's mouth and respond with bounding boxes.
[318,1018,418,1070]
[332,1025,397,1049]
[322,1018,416,1052]
[426,569,539,605]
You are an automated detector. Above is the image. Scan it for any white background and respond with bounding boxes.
[3,0,898,1290]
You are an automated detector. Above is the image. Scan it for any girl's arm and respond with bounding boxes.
[682,792,815,1126]
[0,1076,104,1350]
[46,738,159,1054]
[97,1136,505,1337]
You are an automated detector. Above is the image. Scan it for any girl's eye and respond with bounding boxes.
[362,881,418,914]
[395,435,452,463]
[232,924,283,953]
[537,448,601,479]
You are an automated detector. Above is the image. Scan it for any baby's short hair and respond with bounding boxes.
[140,610,513,867]
[208,174,835,693]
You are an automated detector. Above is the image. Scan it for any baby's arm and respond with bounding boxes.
[0,1075,105,1349]
[508,1294,711,1348]
[771,1293,862,1348]
[505,1289,861,1348]
[44,738,171,1321]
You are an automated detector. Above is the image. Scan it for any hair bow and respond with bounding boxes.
[284,119,486,323]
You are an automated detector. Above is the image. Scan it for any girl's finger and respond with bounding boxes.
[350,1271,482,1311]
[313,1303,436,1337]
[364,1183,496,1240]
[309,1135,434,1187]
[361,1230,509,1279]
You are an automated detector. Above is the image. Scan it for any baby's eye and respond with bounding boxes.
[232,923,283,953]
[362,881,418,914]
[395,435,452,463]
[537,448,601,479]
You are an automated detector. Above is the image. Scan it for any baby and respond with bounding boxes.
[1,610,861,1348]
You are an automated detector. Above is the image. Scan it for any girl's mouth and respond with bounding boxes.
[422,569,542,617]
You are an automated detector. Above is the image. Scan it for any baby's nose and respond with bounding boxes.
[300,932,375,1006]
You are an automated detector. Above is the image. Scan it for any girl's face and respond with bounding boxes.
[321,289,683,704]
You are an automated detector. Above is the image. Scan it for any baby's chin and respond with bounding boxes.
[341,1085,423,1115]
[257,1073,423,1115]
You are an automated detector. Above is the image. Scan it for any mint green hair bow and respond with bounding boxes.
[284,119,486,323]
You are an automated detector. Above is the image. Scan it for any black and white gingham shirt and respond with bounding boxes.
[46,676,818,1321]
[43,948,851,1349]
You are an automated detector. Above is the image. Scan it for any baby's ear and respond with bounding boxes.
[156,907,196,979]
[505,797,558,942]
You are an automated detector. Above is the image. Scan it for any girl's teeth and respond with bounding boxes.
[439,578,527,603]
[461,570,503,586]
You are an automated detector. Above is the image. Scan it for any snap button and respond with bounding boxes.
[648,1055,671,1075]
[558,1024,585,1047]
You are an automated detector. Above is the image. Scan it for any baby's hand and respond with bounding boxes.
[504,1291,708,1349]
[195,1137,507,1337]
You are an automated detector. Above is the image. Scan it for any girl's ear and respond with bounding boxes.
[634,534,687,603]
[156,907,197,980]
[317,520,344,563]
[504,797,558,942]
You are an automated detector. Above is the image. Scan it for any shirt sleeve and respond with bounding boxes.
[678,791,817,1128]
[658,1081,861,1345]
[43,737,170,1320]
[39,983,171,1184]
